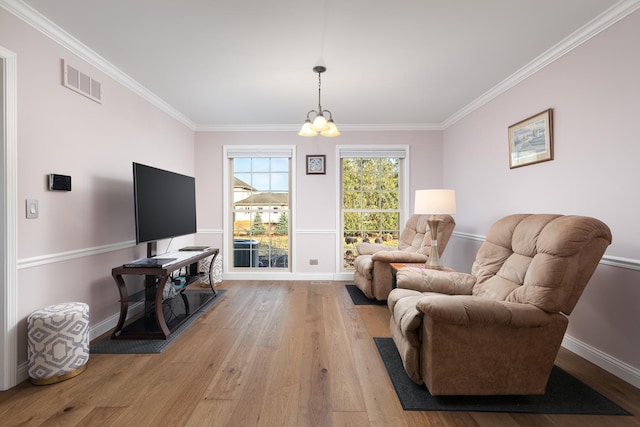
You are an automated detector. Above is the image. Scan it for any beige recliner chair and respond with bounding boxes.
[353,214,455,301]
[388,213,611,395]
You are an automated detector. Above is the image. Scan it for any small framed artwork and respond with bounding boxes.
[508,108,554,169]
[306,155,326,175]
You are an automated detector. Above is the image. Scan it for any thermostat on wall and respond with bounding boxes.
[49,174,71,191]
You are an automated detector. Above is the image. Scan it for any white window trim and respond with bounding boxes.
[335,145,410,273]
[223,145,296,278]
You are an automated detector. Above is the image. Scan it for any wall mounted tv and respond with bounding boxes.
[133,162,197,245]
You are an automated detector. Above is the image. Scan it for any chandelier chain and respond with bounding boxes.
[317,71,323,112]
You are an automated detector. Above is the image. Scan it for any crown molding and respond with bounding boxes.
[194,123,444,132]
[0,0,197,130]
[3,0,639,133]
[442,0,640,129]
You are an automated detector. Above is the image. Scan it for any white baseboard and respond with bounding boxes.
[89,301,145,341]
[562,334,640,389]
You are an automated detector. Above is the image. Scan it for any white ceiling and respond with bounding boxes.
[14,0,632,130]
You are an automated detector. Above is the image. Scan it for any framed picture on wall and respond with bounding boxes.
[306,155,326,175]
[508,108,554,169]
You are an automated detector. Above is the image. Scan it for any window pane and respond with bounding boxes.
[340,155,402,271]
[271,173,289,192]
[271,157,288,172]
[252,158,270,172]
[380,191,398,209]
[362,192,379,210]
[234,158,251,172]
[361,172,377,191]
[231,156,290,270]
[343,192,361,209]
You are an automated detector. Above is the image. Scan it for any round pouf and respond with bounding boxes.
[27,302,90,385]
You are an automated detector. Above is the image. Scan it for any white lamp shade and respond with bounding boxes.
[299,120,318,137]
[311,114,329,131]
[414,189,456,215]
[320,120,340,137]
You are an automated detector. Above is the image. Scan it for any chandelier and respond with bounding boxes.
[299,66,340,137]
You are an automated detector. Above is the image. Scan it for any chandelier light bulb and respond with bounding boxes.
[312,114,329,132]
[321,119,340,137]
[298,119,318,137]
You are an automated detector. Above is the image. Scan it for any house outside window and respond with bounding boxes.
[226,146,294,271]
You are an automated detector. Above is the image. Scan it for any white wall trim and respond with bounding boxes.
[562,334,640,389]
[194,123,444,132]
[16,232,640,273]
[297,229,336,234]
[0,44,18,391]
[452,231,640,271]
[197,228,224,235]
[451,231,485,243]
[600,254,640,271]
[17,240,136,270]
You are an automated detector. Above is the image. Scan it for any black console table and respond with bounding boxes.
[111,247,219,339]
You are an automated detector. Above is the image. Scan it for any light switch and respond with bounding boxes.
[26,199,38,219]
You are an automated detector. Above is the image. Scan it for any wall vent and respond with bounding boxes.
[62,59,102,103]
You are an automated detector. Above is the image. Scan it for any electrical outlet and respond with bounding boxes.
[309,259,319,265]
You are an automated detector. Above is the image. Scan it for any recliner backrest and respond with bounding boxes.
[398,214,455,257]
[471,214,612,315]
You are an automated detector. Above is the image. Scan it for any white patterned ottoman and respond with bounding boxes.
[27,302,90,385]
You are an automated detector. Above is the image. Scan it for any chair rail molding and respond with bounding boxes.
[452,231,640,271]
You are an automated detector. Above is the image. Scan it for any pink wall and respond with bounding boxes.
[1,10,196,364]
[442,10,640,376]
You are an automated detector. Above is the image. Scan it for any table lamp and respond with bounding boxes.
[414,189,456,269]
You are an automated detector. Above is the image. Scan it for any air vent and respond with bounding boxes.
[62,59,102,103]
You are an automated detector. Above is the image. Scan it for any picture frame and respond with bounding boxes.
[508,108,554,169]
[306,155,326,175]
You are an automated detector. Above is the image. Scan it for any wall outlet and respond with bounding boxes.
[309,259,319,265]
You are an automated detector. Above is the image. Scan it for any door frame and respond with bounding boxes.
[1,45,18,391]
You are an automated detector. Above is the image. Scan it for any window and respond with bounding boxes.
[339,147,407,271]
[227,147,293,270]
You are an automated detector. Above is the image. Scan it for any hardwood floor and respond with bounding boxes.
[1,280,639,426]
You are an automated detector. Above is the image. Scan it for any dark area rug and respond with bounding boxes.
[374,337,631,415]
[345,284,387,306]
[91,290,225,354]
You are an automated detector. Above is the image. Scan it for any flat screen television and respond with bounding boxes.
[133,162,197,246]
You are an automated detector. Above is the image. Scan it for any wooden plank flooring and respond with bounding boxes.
[1,280,639,426]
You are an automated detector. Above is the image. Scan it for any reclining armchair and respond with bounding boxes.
[353,214,455,301]
[388,214,611,395]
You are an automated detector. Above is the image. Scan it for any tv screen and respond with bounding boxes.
[133,162,197,244]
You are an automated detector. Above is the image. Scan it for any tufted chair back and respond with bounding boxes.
[470,214,612,315]
[397,214,456,256]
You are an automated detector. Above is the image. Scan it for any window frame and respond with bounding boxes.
[336,145,410,272]
[223,145,296,274]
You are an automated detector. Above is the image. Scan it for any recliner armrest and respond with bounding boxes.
[356,242,396,255]
[415,295,552,327]
[396,268,475,295]
[371,251,428,263]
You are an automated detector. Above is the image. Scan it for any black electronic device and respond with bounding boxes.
[133,162,197,245]
[179,246,210,251]
[49,174,72,191]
